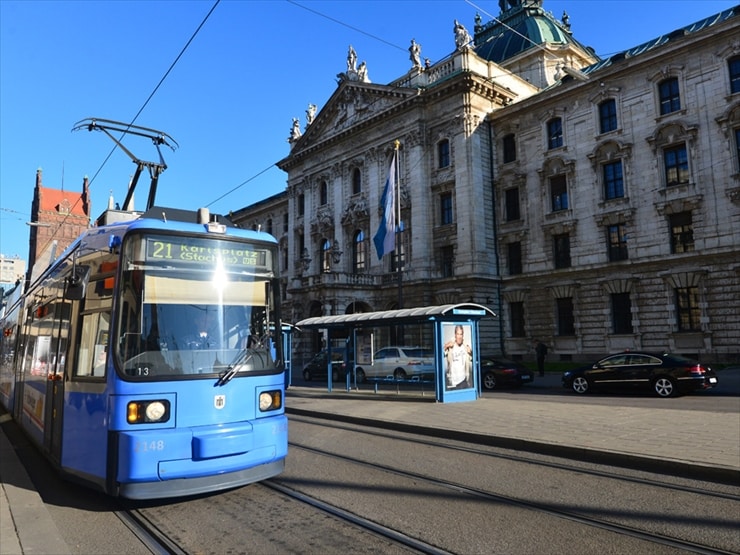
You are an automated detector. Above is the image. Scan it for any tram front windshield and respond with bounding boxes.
[115,233,280,379]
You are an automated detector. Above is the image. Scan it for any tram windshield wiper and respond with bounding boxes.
[217,349,255,386]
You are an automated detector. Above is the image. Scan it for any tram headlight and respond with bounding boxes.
[258,390,282,412]
[127,400,171,424]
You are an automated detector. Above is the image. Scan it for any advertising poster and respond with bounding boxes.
[442,323,473,390]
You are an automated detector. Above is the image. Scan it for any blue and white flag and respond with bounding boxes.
[373,152,397,260]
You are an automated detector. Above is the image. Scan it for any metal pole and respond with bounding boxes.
[394,140,403,309]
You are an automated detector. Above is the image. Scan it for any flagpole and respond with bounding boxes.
[394,140,403,310]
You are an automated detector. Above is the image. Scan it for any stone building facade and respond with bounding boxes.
[233,1,740,365]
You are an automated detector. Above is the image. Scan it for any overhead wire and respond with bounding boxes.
[33,0,221,261]
[205,0,480,209]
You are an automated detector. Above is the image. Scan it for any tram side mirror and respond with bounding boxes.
[65,265,91,300]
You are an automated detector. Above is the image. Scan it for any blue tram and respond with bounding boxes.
[0,206,287,499]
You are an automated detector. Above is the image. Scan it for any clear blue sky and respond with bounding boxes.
[1,0,736,260]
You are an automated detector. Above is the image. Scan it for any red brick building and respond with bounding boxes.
[27,169,90,280]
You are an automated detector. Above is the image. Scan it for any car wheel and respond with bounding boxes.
[356,368,366,383]
[572,376,589,394]
[393,368,407,381]
[653,376,676,397]
[482,371,497,390]
[303,369,312,381]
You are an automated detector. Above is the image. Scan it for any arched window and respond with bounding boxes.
[353,230,366,273]
[319,181,328,205]
[352,168,362,194]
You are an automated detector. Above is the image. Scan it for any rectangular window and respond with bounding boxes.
[440,245,454,278]
[353,232,367,274]
[553,233,571,269]
[729,56,740,94]
[664,144,689,186]
[298,193,305,217]
[510,301,525,337]
[675,286,700,332]
[391,228,407,272]
[504,188,520,221]
[607,224,628,262]
[659,77,681,115]
[507,242,522,275]
[438,140,450,168]
[283,213,289,233]
[603,160,624,200]
[599,99,618,134]
[735,128,740,169]
[440,192,453,225]
[352,168,362,195]
[502,133,516,163]
[547,118,563,149]
[611,292,633,334]
[321,240,331,273]
[550,174,568,211]
[556,297,575,336]
[669,212,694,253]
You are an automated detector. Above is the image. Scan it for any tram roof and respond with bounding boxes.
[295,303,496,329]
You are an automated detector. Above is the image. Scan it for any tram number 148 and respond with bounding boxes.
[134,440,165,453]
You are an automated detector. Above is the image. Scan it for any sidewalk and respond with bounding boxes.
[0,414,71,555]
[1,371,737,554]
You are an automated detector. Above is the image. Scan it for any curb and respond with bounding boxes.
[286,407,740,486]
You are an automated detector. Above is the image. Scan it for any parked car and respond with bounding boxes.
[480,357,534,390]
[302,349,346,382]
[562,351,718,397]
[355,346,434,382]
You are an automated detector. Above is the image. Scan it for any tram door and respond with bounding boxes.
[37,279,71,462]
[48,297,73,463]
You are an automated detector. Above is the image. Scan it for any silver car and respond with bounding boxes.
[355,346,435,382]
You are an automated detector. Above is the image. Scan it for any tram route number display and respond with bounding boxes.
[146,238,266,267]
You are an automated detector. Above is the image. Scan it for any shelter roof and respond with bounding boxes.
[296,303,496,329]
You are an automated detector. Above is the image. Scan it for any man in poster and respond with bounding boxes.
[444,324,472,389]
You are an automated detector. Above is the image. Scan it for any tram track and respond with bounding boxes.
[263,481,453,555]
[290,414,740,500]
[115,508,189,555]
[285,416,740,555]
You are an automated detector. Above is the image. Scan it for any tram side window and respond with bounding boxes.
[76,312,110,378]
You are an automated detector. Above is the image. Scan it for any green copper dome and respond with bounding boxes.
[473,1,589,64]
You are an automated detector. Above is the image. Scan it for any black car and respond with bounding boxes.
[302,349,346,382]
[562,351,718,398]
[480,357,534,390]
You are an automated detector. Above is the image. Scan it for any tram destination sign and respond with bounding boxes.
[146,238,267,268]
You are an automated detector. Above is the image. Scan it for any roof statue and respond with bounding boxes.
[288,117,302,147]
[337,45,371,83]
[347,45,357,72]
[409,39,422,69]
[453,19,472,50]
[306,104,317,126]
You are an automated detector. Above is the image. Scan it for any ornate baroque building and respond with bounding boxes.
[232,0,740,365]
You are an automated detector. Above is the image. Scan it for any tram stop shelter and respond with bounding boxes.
[295,303,496,403]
